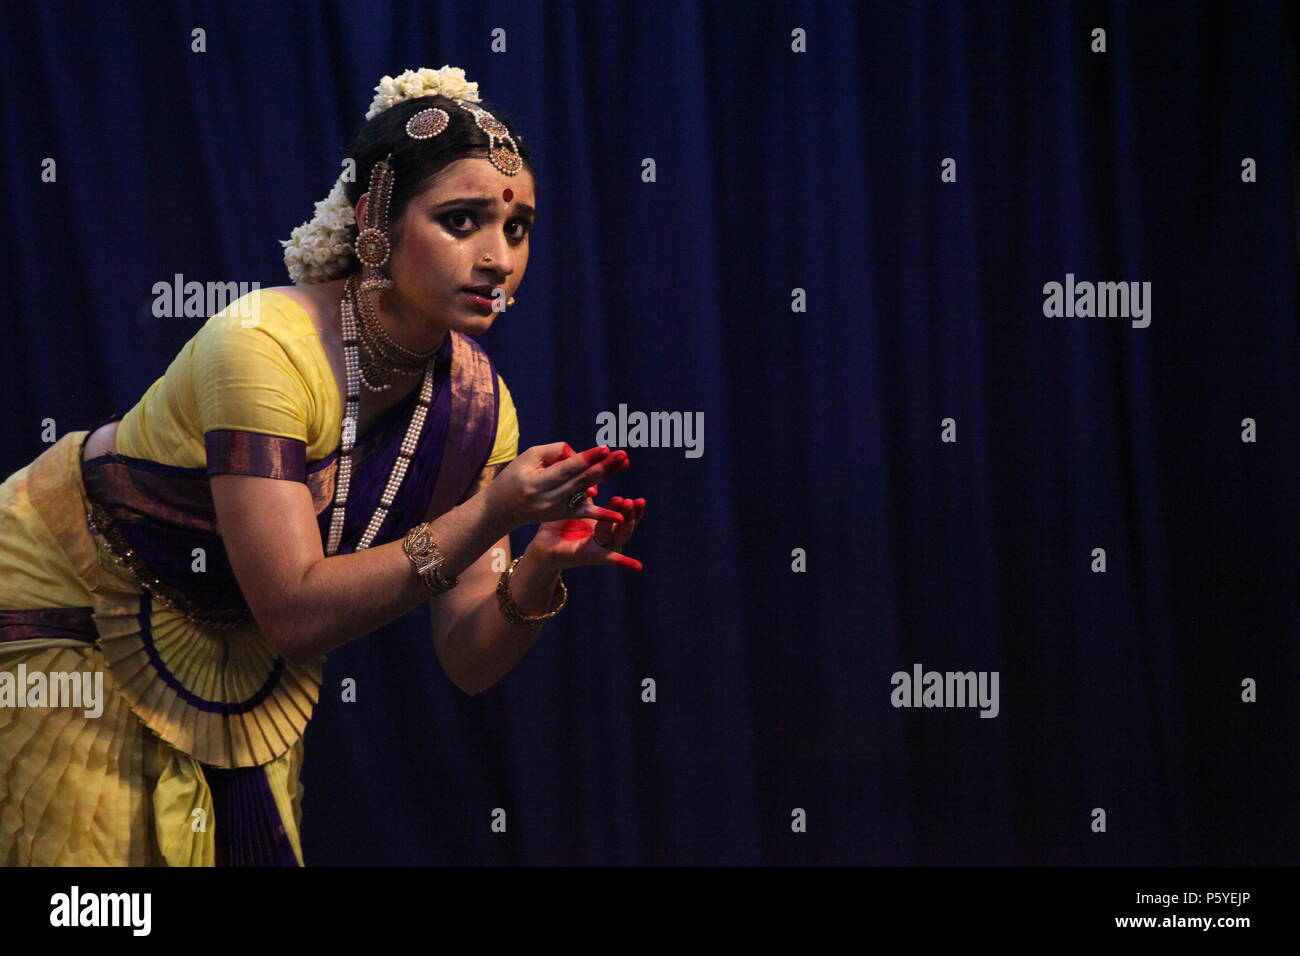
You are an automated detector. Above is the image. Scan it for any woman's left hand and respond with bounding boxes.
[528,487,646,572]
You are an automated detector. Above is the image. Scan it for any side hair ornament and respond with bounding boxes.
[280,65,523,285]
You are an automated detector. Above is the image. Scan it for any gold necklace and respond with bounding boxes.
[346,275,440,392]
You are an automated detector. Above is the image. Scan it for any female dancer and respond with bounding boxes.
[0,65,645,865]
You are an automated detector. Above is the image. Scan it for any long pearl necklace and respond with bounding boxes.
[324,273,438,556]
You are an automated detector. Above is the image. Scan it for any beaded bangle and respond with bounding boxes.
[496,556,567,627]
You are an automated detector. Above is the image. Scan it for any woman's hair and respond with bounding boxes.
[340,94,537,268]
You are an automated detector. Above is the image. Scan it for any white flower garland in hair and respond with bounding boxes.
[280,66,483,284]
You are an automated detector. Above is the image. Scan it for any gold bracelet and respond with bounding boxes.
[402,522,459,594]
[496,555,567,627]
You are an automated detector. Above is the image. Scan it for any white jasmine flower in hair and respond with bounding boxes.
[431,65,479,102]
[320,180,355,226]
[366,64,481,119]
[281,175,357,284]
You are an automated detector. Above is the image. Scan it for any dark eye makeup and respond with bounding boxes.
[440,211,531,240]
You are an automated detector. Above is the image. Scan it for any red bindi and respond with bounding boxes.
[502,188,513,202]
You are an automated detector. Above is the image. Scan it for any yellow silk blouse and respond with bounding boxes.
[113,287,519,471]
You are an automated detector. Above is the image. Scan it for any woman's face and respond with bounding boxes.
[363,157,537,337]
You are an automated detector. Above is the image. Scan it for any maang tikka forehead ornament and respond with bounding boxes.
[405,98,524,176]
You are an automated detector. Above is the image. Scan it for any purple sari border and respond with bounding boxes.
[84,447,335,491]
[478,359,502,481]
[204,430,307,481]
[424,331,501,521]
[0,607,98,644]
[85,451,209,479]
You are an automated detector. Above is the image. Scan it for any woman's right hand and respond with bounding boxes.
[484,442,631,531]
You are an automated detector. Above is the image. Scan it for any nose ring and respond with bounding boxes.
[482,253,493,263]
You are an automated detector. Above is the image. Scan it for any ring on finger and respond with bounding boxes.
[566,490,586,511]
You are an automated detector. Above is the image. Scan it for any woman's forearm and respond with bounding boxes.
[277,492,510,663]
[442,543,565,695]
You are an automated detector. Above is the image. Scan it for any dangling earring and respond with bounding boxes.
[355,154,396,291]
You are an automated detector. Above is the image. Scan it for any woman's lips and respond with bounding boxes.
[462,290,495,313]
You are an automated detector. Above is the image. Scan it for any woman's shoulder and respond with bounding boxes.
[188,286,337,393]
[200,286,314,333]
[189,286,329,369]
